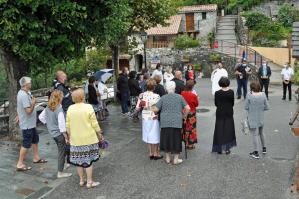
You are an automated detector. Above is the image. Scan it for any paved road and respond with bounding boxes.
[42,79,298,199]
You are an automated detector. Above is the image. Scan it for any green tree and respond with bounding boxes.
[228,0,265,11]
[0,1,130,137]
[277,4,299,29]
[242,11,288,47]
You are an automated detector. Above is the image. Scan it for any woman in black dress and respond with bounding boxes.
[212,77,236,154]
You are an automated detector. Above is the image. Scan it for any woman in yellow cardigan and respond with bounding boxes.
[66,89,103,189]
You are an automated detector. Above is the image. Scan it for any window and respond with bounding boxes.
[202,12,207,20]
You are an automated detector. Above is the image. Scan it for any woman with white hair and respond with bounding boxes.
[152,81,190,165]
[163,67,174,83]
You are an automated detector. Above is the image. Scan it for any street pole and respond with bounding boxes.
[144,42,147,68]
[288,33,292,64]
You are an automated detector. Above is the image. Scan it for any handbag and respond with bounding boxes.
[241,118,249,135]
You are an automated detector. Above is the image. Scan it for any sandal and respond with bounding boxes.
[79,180,87,187]
[86,181,100,189]
[33,159,48,164]
[16,166,32,172]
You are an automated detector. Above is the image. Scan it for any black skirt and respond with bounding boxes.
[160,128,182,154]
[212,116,237,152]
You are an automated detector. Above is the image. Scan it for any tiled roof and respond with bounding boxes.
[146,15,182,36]
[179,4,217,12]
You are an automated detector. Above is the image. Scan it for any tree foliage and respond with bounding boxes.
[0,0,130,71]
[227,0,265,11]
[277,4,299,29]
[175,34,200,50]
[243,11,288,47]
[128,0,179,32]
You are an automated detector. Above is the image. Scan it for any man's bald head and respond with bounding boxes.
[56,70,67,84]
[175,71,183,80]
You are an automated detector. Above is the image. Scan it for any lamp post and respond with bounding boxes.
[140,32,148,68]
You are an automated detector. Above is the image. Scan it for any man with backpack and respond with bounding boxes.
[53,70,73,113]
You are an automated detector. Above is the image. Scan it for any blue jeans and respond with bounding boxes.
[237,79,248,98]
[120,92,129,113]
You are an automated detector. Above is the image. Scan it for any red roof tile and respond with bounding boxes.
[146,15,182,36]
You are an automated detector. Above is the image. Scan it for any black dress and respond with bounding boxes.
[212,89,236,152]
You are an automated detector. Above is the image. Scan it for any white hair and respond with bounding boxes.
[19,76,32,87]
[165,81,176,93]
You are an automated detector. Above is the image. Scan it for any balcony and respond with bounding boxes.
[146,41,174,48]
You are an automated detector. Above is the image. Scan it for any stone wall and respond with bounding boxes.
[146,47,237,78]
[251,0,299,18]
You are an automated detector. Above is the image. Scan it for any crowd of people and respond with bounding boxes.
[14,59,297,188]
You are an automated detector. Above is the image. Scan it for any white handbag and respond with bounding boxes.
[241,118,249,135]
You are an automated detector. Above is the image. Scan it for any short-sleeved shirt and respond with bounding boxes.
[281,67,294,81]
[17,90,36,130]
[155,93,187,128]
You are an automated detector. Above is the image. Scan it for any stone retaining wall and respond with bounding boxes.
[146,47,237,78]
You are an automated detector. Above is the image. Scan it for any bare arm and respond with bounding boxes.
[25,97,36,114]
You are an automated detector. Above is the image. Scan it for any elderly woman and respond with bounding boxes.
[245,81,269,159]
[152,81,190,165]
[136,79,162,160]
[181,80,199,149]
[163,67,174,83]
[66,89,104,189]
[153,75,166,97]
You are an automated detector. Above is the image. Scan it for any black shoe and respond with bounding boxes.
[249,151,260,159]
[237,96,241,99]
[154,155,163,160]
[217,151,222,154]
[282,98,286,100]
[225,150,231,155]
[262,147,267,154]
[149,155,154,160]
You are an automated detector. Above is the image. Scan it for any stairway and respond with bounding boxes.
[215,15,238,44]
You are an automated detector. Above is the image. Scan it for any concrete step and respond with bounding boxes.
[219,19,236,23]
[218,22,235,26]
[216,31,236,35]
[216,35,237,40]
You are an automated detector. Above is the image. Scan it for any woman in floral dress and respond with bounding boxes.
[181,80,199,149]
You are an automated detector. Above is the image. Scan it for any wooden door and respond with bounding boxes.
[186,13,194,32]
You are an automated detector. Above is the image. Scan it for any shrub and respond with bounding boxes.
[175,35,200,50]
[209,53,221,62]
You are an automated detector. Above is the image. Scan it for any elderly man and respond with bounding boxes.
[172,71,185,94]
[281,62,294,101]
[16,77,47,171]
[54,70,73,113]
[258,60,271,99]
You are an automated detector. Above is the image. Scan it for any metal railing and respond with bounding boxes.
[212,39,270,81]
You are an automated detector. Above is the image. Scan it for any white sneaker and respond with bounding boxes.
[57,172,72,178]
[173,159,183,165]
[64,163,71,170]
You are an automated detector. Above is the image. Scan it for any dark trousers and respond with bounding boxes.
[237,79,248,98]
[53,134,67,172]
[283,81,292,100]
[260,79,269,99]
[120,91,129,113]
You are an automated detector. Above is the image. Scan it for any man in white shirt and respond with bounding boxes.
[281,62,294,101]
[151,64,163,85]
[211,62,228,95]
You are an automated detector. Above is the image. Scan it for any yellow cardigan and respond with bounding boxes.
[66,103,101,146]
